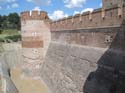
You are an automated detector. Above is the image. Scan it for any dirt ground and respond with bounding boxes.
[11,67,49,93]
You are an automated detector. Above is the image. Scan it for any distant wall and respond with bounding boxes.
[50,6,125,31]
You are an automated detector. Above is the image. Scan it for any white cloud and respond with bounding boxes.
[64,0,86,8]
[0,0,17,3]
[73,8,94,15]
[26,0,33,2]
[7,5,11,9]
[81,8,93,13]
[26,0,51,6]
[49,10,68,20]
[11,3,19,8]
[32,6,41,11]
[0,6,2,10]
[73,11,80,15]
[7,0,17,3]
[100,3,102,7]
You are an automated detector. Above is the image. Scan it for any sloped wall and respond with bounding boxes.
[40,26,125,93]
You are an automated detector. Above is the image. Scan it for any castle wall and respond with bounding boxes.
[50,6,125,31]
[40,5,125,92]
[41,27,125,93]
[20,1,125,92]
[51,27,125,48]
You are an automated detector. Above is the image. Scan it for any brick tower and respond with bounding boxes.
[103,0,125,9]
[21,11,51,77]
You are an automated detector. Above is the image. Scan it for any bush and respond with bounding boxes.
[0,38,4,42]
[5,34,21,42]
[0,29,3,34]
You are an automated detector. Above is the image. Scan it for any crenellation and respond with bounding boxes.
[50,5,125,31]
[89,12,92,20]
[40,11,49,20]
[21,11,30,20]
[21,10,49,21]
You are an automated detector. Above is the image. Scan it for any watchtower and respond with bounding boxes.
[21,11,51,77]
[103,0,125,9]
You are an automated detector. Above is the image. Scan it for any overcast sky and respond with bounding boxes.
[0,0,102,20]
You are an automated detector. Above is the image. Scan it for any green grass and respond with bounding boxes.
[1,29,20,35]
[0,29,21,42]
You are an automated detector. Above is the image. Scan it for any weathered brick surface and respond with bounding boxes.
[51,27,125,48]
[0,56,18,93]
[22,40,43,48]
[40,26,125,93]
[40,41,125,93]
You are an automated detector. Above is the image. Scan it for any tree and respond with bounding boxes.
[8,13,20,29]
[0,13,20,30]
[0,15,2,28]
[1,15,7,29]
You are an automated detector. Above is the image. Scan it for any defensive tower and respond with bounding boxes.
[103,0,125,9]
[21,11,51,76]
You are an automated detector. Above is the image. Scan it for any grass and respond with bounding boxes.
[0,29,21,42]
[1,29,20,35]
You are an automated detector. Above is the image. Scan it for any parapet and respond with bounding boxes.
[21,10,49,21]
[50,5,125,31]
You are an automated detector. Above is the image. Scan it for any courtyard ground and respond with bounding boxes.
[11,66,49,93]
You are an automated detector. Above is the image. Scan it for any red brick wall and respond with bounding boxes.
[22,37,43,48]
[51,27,125,48]
[22,40,43,48]
[50,6,125,31]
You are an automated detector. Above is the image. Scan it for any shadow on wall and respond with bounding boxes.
[83,20,125,93]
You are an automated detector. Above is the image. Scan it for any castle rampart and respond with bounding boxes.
[50,5,125,31]
[20,0,125,93]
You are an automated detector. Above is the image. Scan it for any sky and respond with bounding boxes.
[0,0,102,20]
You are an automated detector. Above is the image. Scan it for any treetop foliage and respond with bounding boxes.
[0,13,20,30]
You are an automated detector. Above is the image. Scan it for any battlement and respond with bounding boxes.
[21,10,49,21]
[50,5,125,31]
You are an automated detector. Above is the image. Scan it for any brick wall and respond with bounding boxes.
[50,5,125,31]
[51,27,125,48]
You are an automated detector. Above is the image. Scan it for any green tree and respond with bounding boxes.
[8,13,20,29]
[1,15,8,29]
[0,15,2,28]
